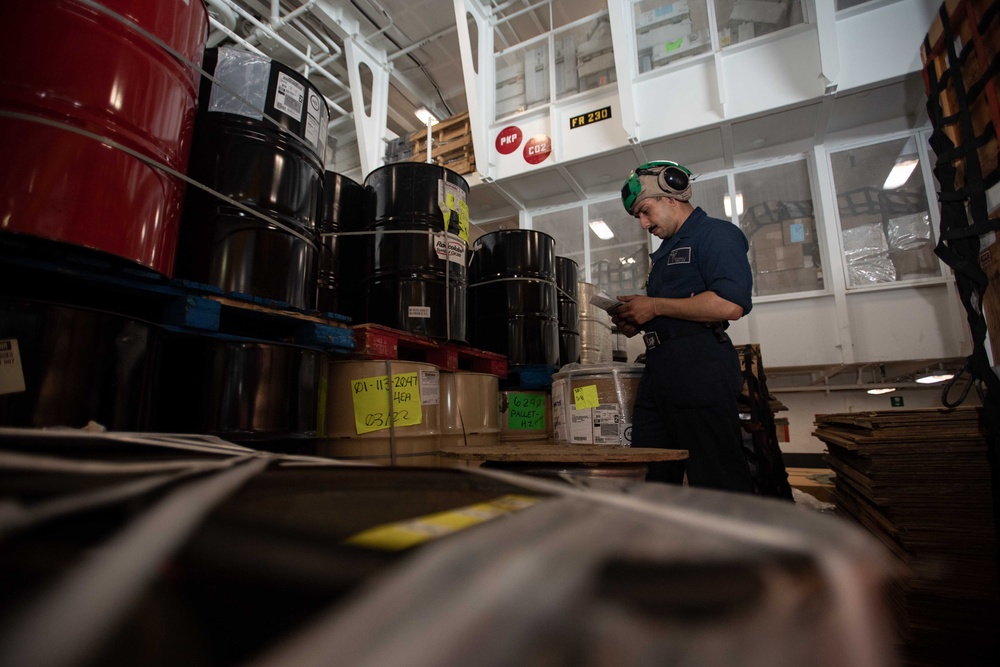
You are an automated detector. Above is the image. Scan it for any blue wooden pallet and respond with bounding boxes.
[501,364,559,390]
[0,234,354,353]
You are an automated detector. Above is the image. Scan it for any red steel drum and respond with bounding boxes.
[0,1,208,276]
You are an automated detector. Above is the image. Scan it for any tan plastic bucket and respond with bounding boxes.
[318,359,441,466]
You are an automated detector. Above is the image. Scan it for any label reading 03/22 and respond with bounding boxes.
[569,106,611,129]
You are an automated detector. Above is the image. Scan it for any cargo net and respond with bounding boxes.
[922,0,1000,550]
[736,344,792,501]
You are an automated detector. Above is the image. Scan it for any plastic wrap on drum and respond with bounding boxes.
[551,362,644,446]
[577,282,613,364]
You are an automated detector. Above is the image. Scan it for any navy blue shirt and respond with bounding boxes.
[646,207,753,315]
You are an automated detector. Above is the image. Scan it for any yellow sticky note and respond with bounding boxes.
[446,192,455,210]
[458,200,470,243]
[573,385,600,410]
[351,372,422,435]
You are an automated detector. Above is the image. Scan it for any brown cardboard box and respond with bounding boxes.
[754,243,805,272]
[755,267,822,294]
[782,217,816,244]
[890,245,939,278]
[751,224,785,250]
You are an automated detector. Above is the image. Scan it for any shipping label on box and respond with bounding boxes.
[755,243,805,272]
[782,217,815,244]
[889,246,939,277]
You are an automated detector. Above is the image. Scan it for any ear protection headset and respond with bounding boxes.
[620,160,694,213]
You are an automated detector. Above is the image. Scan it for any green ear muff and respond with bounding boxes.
[622,161,694,213]
[621,172,642,212]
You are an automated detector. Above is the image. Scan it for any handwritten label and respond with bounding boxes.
[573,384,600,410]
[352,372,422,435]
[506,392,546,431]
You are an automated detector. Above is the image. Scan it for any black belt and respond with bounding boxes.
[643,319,727,350]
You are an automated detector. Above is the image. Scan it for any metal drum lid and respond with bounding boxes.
[469,230,557,283]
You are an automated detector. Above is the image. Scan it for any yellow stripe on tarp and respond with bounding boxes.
[343,494,541,551]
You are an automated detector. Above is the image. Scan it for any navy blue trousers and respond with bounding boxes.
[631,331,753,493]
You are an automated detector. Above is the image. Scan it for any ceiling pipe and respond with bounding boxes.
[208,16,266,55]
[218,0,352,119]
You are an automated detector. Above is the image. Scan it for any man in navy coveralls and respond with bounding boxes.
[612,160,754,493]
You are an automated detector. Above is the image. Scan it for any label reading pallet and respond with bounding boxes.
[573,384,600,410]
[506,392,545,430]
[0,339,26,396]
[274,71,305,119]
[352,372,422,435]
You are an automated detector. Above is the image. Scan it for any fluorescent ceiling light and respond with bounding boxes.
[867,387,896,395]
[414,108,439,125]
[589,220,614,239]
[882,158,919,189]
[915,373,954,384]
[724,192,744,217]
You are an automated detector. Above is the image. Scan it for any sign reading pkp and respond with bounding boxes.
[495,126,522,154]
[523,134,552,165]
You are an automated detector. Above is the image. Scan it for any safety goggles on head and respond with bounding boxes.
[620,160,693,213]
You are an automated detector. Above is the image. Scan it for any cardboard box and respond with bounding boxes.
[637,19,692,51]
[886,212,932,251]
[782,217,816,244]
[751,224,785,250]
[755,243,805,272]
[755,267,822,294]
[890,245,939,278]
[635,1,690,30]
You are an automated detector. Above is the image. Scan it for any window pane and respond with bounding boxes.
[715,0,806,48]
[533,207,585,264]
[735,160,823,297]
[690,175,730,222]
[588,199,650,296]
[495,41,550,120]
[634,0,711,73]
[555,13,616,100]
[830,136,939,287]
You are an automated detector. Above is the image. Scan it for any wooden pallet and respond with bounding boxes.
[0,233,355,353]
[408,112,476,175]
[351,323,507,377]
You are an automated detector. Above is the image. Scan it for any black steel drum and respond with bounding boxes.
[155,335,321,441]
[363,163,469,342]
[555,256,580,366]
[176,47,327,310]
[469,230,559,366]
[318,171,367,321]
[0,299,161,430]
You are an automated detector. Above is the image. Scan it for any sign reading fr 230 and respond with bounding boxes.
[569,106,612,129]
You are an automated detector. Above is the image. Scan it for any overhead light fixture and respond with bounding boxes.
[916,373,954,384]
[589,220,614,240]
[414,108,439,125]
[882,157,919,189]
[724,192,744,217]
[867,387,896,395]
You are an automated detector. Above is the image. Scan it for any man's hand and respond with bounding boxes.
[611,294,656,329]
[615,321,641,338]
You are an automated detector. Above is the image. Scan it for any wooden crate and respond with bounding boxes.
[408,112,476,175]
